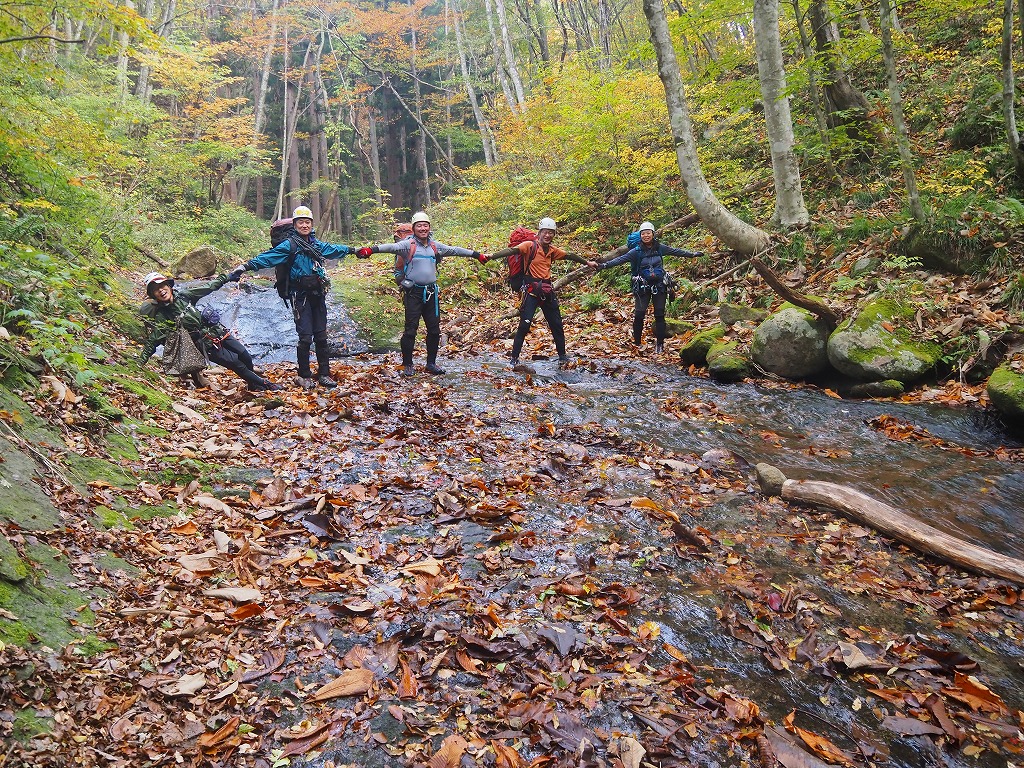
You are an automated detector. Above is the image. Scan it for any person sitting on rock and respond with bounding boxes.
[138,272,281,392]
[597,221,702,353]
[227,205,357,389]
[357,211,487,377]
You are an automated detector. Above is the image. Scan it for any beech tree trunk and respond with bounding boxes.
[642,0,771,254]
[367,106,384,207]
[495,0,527,106]
[752,0,809,227]
[134,0,155,102]
[408,1,432,208]
[485,0,519,112]
[808,0,878,150]
[238,0,280,206]
[451,0,496,166]
[791,0,831,150]
[781,479,1024,586]
[1001,0,1024,178]
[879,0,925,223]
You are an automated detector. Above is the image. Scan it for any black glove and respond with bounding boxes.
[227,265,246,282]
[691,251,705,259]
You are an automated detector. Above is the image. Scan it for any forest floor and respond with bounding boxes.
[3,276,1024,768]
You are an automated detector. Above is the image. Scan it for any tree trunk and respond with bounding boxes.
[642,0,771,254]
[1002,0,1024,178]
[452,0,496,166]
[808,0,878,150]
[781,479,1024,586]
[597,0,612,69]
[879,0,925,223]
[116,0,134,100]
[791,0,831,150]
[408,1,432,208]
[532,0,550,63]
[367,106,384,207]
[485,0,519,112]
[134,0,155,103]
[238,0,280,206]
[752,0,809,227]
[495,0,527,106]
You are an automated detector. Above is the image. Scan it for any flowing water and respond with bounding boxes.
[219,286,1024,767]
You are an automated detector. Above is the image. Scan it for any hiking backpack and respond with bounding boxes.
[626,230,643,250]
[395,235,440,282]
[506,226,539,292]
[268,217,323,302]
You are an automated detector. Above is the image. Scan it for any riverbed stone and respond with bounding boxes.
[173,246,219,278]
[755,463,787,496]
[707,341,751,382]
[0,437,61,530]
[827,297,943,382]
[850,256,880,277]
[718,302,767,326]
[750,306,830,380]
[664,318,694,337]
[986,363,1024,423]
[679,325,727,365]
[848,379,905,398]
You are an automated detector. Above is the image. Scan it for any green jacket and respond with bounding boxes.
[139,275,231,362]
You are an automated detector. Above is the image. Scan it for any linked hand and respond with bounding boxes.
[227,266,246,282]
[586,261,598,270]
[356,246,373,259]
[474,251,488,264]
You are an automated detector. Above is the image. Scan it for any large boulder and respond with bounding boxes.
[173,246,220,278]
[707,340,750,382]
[718,302,767,326]
[679,326,727,365]
[750,306,831,380]
[987,363,1024,424]
[827,298,943,383]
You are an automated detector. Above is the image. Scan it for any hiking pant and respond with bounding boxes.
[511,289,566,360]
[401,284,441,367]
[203,335,264,388]
[292,290,331,378]
[633,288,667,344]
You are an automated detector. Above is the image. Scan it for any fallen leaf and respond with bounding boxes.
[429,734,469,768]
[158,672,207,697]
[203,587,262,604]
[308,668,375,701]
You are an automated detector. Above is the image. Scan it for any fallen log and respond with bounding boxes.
[781,478,1024,586]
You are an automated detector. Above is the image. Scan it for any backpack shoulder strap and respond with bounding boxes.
[523,241,539,277]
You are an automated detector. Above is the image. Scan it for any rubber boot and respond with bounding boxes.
[315,341,336,388]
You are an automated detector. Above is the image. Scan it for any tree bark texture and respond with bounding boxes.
[238,0,279,205]
[452,0,495,166]
[642,0,770,255]
[781,479,1024,586]
[1001,0,1024,178]
[752,0,809,227]
[879,0,925,223]
[494,0,527,106]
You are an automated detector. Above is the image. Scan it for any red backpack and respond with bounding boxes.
[506,226,539,291]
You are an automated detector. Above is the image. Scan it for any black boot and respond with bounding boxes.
[315,341,335,387]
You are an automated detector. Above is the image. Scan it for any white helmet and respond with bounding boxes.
[639,221,655,234]
[291,205,313,221]
[538,217,557,232]
[411,211,431,225]
[144,272,174,298]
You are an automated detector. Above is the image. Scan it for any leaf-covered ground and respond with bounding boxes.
[3,296,1024,768]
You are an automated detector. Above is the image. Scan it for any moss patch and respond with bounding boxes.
[73,634,117,658]
[331,265,404,351]
[64,452,136,492]
[987,364,1024,423]
[679,325,727,365]
[0,543,94,649]
[12,707,53,741]
[0,437,61,530]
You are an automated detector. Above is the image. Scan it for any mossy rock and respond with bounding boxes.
[850,256,880,278]
[899,225,989,275]
[664,318,694,337]
[12,707,53,742]
[718,302,767,326]
[0,534,29,582]
[750,306,831,380]
[848,380,906,398]
[706,341,751,382]
[63,452,136,494]
[827,297,942,383]
[0,541,93,649]
[987,364,1024,424]
[173,245,220,278]
[679,325,727,365]
[0,437,61,530]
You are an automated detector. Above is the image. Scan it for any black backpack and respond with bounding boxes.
[268,218,322,302]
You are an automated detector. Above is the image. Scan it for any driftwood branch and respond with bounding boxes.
[781,478,1024,585]
[750,255,841,327]
[133,243,169,268]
